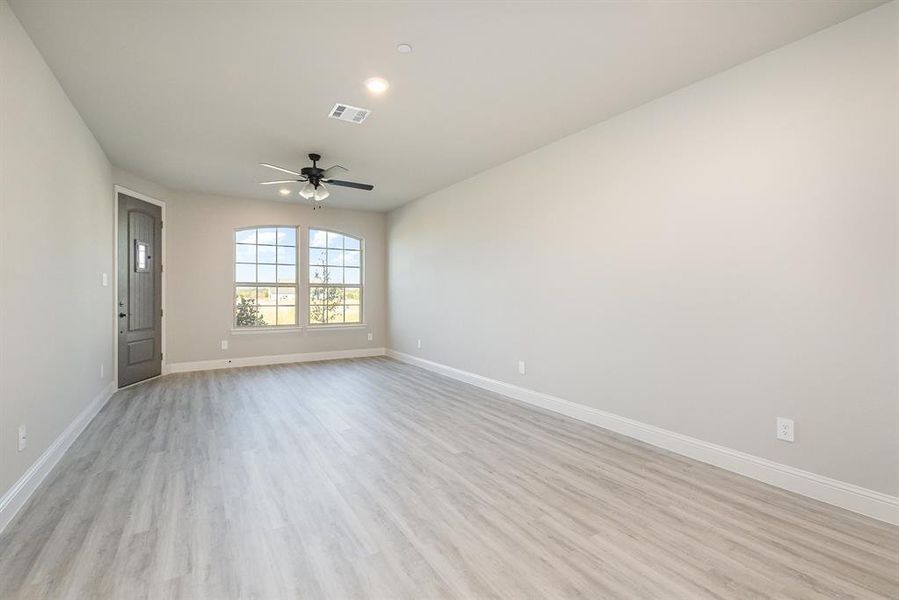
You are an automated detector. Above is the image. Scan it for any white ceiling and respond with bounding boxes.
[10,0,883,211]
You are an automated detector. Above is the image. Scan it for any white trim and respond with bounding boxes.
[228,325,370,334]
[233,225,300,328]
[165,347,386,374]
[0,382,116,534]
[306,226,366,327]
[386,349,899,526]
[113,185,166,389]
[230,326,305,335]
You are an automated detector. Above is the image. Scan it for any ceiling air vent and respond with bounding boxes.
[328,103,371,124]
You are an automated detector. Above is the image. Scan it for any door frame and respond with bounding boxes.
[113,185,167,388]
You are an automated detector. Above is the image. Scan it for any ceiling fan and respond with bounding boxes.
[259,153,374,204]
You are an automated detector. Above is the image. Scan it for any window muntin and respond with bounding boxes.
[308,229,362,325]
[234,227,297,327]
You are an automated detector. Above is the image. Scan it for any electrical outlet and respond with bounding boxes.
[367,333,373,341]
[417,339,422,349]
[18,425,26,451]
[221,340,229,350]
[776,417,795,442]
[99,363,104,379]
[518,360,526,375]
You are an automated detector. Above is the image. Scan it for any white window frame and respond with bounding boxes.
[233,225,299,329]
[307,228,364,327]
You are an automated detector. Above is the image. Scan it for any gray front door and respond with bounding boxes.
[117,193,162,387]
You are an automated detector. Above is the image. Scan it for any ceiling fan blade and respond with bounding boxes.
[324,179,374,191]
[259,179,303,185]
[320,165,348,179]
[260,163,302,176]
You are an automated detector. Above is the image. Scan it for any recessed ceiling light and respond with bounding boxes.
[279,188,291,196]
[364,77,389,95]
[396,43,412,54]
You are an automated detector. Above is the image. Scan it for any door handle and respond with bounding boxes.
[118,312,127,318]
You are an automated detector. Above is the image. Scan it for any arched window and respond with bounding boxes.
[234,226,298,327]
[308,228,362,325]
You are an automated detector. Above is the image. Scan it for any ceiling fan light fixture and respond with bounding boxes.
[313,184,330,202]
[278,188,291,196]
[299,182,315,199]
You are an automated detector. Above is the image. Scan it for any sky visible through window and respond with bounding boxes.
[309,229,361,324]
[234,227,297,327]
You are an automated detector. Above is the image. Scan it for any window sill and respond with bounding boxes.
[231,326,304,335]
[229,324,368,335]
[306,324,368,331]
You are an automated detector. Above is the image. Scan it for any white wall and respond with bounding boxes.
[110,171,387,366]
[159,190,386,365]
[1,2,113,495]
[388,4,898,495]
[112,166,174,206]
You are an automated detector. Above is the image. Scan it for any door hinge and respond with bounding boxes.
[160,220,164,228]
[160,353,164,360]
[160,308,164,317]
[160,263,164,272]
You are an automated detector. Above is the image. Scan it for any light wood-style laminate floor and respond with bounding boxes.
[1,357,897,599]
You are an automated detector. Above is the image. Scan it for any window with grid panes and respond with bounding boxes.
[234,227,298,327]
[308,229,362,325]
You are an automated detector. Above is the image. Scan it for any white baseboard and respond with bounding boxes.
[165,347,387,374]
[386,349,899,526]
[0,381,116,534]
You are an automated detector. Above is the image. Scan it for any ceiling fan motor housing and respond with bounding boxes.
[302,153,325,187]
[259,154,373,193]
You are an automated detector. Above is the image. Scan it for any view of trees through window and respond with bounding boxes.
[309,229,361,324]
[234,227,297,327]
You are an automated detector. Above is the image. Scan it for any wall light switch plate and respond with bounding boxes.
[417,339,422,349]
[18,425,27,451]
[101,273,108,287]
[776,417,795,442]
[221,340,229,350]
[367,333,373,341]
[518,360,526,375]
